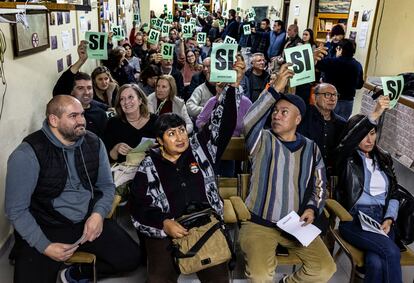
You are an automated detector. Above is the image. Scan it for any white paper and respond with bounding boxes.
[79,15,88,33]
[66,234,86,250]
[294,5,300,16]
[358,210,388,237]
[358,22,369,48]
[276,211,321,247]
[61,31,71,51]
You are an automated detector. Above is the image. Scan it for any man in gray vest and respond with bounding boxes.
[5,95,140,283]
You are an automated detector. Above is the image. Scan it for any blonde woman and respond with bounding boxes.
[147,75,193,133]
[103,84,157,162]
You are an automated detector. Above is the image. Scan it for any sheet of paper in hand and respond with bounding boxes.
[284,44,315,87]
[210,43,238,83]
[276,211,321,247]
[358,210,389,237]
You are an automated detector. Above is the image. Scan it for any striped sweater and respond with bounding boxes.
[243,87,327,225]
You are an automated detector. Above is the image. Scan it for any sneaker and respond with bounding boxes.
[60,266,91,283]
[279,275,287,283]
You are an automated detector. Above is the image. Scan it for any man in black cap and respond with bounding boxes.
[240,64,336,283]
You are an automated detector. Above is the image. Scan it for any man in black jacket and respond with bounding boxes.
[221,9,239,41]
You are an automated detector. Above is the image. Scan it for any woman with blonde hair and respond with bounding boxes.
[147,75,193,133]
[91,66,119,108]
[104,84,157,162]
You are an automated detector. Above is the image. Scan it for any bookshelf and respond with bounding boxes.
[313,13,348,43]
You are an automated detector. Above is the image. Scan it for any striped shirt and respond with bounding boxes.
[243,88,327,224]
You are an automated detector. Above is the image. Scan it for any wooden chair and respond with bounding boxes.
[64,195,122,283]
[325,199,414,283]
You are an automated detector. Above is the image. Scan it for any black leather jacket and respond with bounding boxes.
[335,116,400,214]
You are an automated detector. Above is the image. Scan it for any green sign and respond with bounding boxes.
[161,43,175,60]
[111,25,124,41]
[163,4,168,13]
[133,14,140,23]
[188,0,194,4]
[150,18,157,28]
[161,23,171,37]
[179,17,186,25]
[167,12,173,23]
[210,43,238,83]
[177,2,183,10]
[224,35,237,44]
[200,0,204,4]
[147,29,160,45]
[381,76,404,109]
[222,10,228,18]
[243,25,251,35]
[197,32,207,45]
[219,19,225,28]
[284,44,315,87]
[182,23,193,38]
[142,23,150,33]
[247,9,255,21]
[154,18,165,30]
[86,32,108,60]
[190,17,196,26]
[186,9,191,15]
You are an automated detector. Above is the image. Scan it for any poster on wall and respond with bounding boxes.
[318,0,351,14]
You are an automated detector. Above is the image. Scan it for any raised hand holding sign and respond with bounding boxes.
[86,32,108,60]
[284,44,315,87]
[147,29,160,45]
[210,43,238,83]
[381,76,404,109]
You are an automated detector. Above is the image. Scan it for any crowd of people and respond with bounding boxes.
[4,7,404,283]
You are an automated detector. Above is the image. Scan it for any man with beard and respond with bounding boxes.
[5,95,141,283]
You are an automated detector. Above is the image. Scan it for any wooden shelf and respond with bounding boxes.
[0,2,90,11]
[313,12,348,41]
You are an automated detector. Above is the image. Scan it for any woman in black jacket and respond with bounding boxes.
[335,96,402,283]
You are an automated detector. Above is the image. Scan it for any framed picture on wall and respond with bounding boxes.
[317,0,351,14]
[12,11,50,57]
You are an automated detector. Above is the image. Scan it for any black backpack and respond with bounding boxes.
[396,184,414,245]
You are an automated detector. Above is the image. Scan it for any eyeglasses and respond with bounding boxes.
[315,92,339,99]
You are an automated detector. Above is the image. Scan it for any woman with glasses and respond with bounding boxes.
[91,66,119,108]
[335,96,402,283]
[103,84,157,163]
[147,75,193,133]
[179,49,202,87]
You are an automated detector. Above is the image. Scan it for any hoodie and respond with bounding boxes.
[5,121,114,253]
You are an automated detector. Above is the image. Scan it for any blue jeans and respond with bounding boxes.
[335,100,354,120]
[339,205,402,283]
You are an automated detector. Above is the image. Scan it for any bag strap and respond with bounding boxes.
[175,222,221,258]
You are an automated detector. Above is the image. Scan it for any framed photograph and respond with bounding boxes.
[318,0,351,14]
[12,11,50,57]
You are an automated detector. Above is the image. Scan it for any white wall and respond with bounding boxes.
[0,9,99,250]
[150,0,171,18]
[238,0,283,22]
[287,0,311,35]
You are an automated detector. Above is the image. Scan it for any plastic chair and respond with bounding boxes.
[324,198,414,283]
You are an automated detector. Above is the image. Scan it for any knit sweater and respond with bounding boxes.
[243,87,327,225]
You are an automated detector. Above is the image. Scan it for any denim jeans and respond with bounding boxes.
[339,205,402,283]
[335,99,354,120]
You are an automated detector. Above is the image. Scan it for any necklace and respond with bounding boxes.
[126,115,142,123]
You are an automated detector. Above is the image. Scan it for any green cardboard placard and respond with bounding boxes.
[161,23,171,37]
[133,14,140,23]
[381,76,405,109]
[167,12,173,23]
[284,44,316,87]
[154,18,165,30]
[243,24,251,35]
[247,9,255,21]
[177,2,183,10]
[222,10,228,18]
[200,0,204,4]
[188,0,194,4]
[224,35,237,44]
[186,9,191,15]
[190,17,196,26]
[147,29,160,45]
[150,18,157,28]
[182,23,193,38]
[219,19,225,28]
[210,43,238,83]
[161,43,175,60]
[111,25,124,41]
[179,17,186,25]
[197,32,207,45]
[86,32,108,60]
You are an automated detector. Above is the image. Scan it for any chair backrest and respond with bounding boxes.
[107,195,122,219]
[221,137,248,162]
[324,199,353,222]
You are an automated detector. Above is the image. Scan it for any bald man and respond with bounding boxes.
[5,96,141,283]
[298,83,346,177]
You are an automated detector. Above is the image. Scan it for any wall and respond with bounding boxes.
[366,0,414,77]
[149,0,171,18]
[287,0,311,35]
[238,0,283,22]
[0,9,99,249]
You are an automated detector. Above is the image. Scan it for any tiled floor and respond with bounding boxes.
[1,211,413,283]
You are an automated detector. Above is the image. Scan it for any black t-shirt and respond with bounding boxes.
[103,113,157,162]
